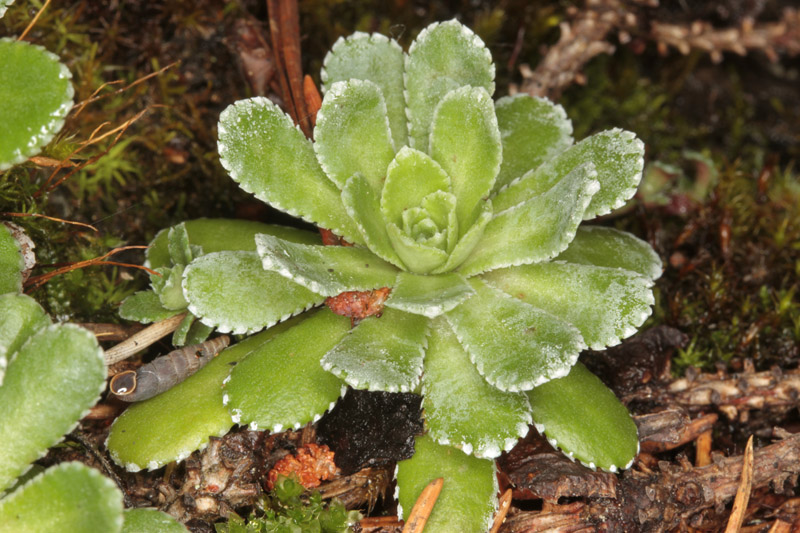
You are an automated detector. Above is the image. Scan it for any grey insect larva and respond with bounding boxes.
[110,335,230,402]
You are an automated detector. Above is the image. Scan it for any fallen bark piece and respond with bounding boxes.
[500,432,800,532]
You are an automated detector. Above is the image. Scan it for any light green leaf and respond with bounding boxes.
[396,435,496,533]
[431,201,492,274]
[527,362,639,472]
[341,173,405,269]
[0,1,16,19]
[157,265,188,310]
[429,86,501,234]
[386,222,448,274]
[167,223,193,266]
[458,163,599,276]
[405,20,494,152]
[107,319,299,471]
[147,219,320,270]
[0,223,23,294]
[321,308,428,392]
[256,234,398,297]
[0,324,105,492]
[0,463,123,533]
[118,291,177,324]
[0,293,50,369]
[171,312,196,347]
[492,129,644,218]
[182,319,214,347]
[184,251,324,335]
[380,147,451,227]
[314,80,396,191]
[217,98,363,245]
[445,278,584,392]
[385,272,474,317]
[423,318,531,458]
[493,94,573,193]
[321,32,407,148]
[224,310,350,432]
[122,509,188,533]
[554,226,663,279]
[482,262,655,350]
[0,38,74,170]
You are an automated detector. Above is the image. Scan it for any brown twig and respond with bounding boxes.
[490,489,514,533]
[725,435,754,533]
[2,212,98,233]
[402,477,443,533]
[103,312,187,366]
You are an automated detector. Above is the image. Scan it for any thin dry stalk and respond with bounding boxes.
[103,312,187,365]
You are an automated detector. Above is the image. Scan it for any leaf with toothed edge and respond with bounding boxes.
[0,223,23,294]
[122,508,188,533]
[321,31,407,148]
[554,226,663,279]
[384,272,474,317]
[492,94,574,193]
[396,435,497,533]
[527,362,639,472]
[224,310,350,432]
[492,129,644,219]
[183,251,324,335]
[430,201,492,274]
[321,308,428,392]
[255,234,399,297]
[0,293,50,368]
[341,173,405,269]
[458,162,599,277]
[106,318,301,472]
[404,20,495,152]
[0,322,105,492]
[445,278,584,392]
[482,261,655,350]
[118,291,177,324]
[0,38,74,171]
[217,97,363,245]
[314,80,397,192]
[423,318,531,458]
[147,218,321,270]
[0,463,123,533]
[429,86,501,235]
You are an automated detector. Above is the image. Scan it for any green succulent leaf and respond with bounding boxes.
[171,312,196,347]
[0,294,50,375]
[315,80,396,191]
[0,463,123,533]
[445,279,584,392]
[431,201,492,274]
[107,319,299,471]
[0,323,105,492]
[385,272,474,317]
[321,308,428,392]
[122,508,188,533]
[181,319,214,347]
[256,234,398,297]
[493,94,574,193]
[527,362,639,472]
[396,435,497,533]
[321,32,407,148]
[423,318,531,458]
[157,265,189,310]
[0,38,74,170]
[492,129,644,218]
[217,98,363,244]
[554,226,663,279]
[118,291,177,324]
[167,223,193,266]
[429,86,501,233]
[341,173,405,268]
[381,147,451,227]
[0,223,23,294]
[224,310,350,432]
[147,219,320,270]
[386,222,449,274]
[482,262,655,350]
[184,251,324,335]
[458,162,599,276]
[405,20,494,152]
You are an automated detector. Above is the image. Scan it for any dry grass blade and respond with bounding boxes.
[724,435,754,533]
[17,0,52,41]
[401,477,443,533]
[1,212,98,233]
[490,488,513,533]
[103,312,187,366]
